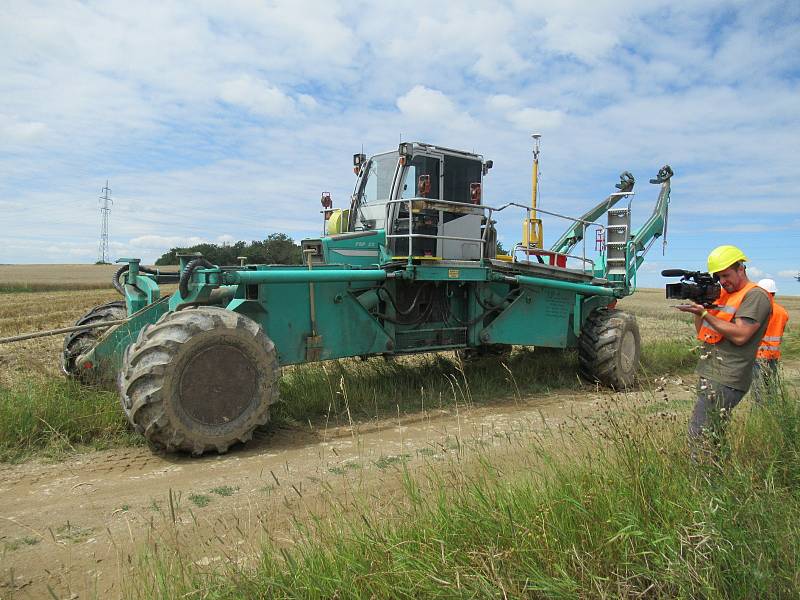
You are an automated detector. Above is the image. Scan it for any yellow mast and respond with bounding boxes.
[522,133,543,249]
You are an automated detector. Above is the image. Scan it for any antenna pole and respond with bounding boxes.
[521,134,543,250]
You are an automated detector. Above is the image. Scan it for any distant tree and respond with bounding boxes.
[154,234,302,266]
[496,240,509,256]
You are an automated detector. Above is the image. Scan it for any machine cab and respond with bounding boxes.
[348,142,492,261]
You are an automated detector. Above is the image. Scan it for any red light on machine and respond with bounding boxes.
[321,192,333,220]
[352,153,366,175]
[418,174,431,198]
[595,228,605,252]
[470,182,481,204]
[82,361,93,370]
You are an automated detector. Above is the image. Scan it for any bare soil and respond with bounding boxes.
[0,379,693,599]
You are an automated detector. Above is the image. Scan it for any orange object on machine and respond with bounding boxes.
[524,248,567,268]
[470,182,481,204]
[418,174,431,198]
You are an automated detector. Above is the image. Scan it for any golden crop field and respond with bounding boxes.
[0,263,121,291]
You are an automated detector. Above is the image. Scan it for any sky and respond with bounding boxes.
[2,0,799,290]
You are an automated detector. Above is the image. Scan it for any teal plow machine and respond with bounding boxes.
[62,142,672,455]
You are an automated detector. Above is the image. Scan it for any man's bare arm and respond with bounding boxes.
[703,314,760,345]
[676,302,760,345]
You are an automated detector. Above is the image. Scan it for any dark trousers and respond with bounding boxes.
[689,377,746,461]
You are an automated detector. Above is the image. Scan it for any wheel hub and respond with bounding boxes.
[179,344,256,426]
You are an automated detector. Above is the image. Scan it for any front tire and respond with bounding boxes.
[118,307,279,455]
[62,300,127,382]
[578,308,640,390]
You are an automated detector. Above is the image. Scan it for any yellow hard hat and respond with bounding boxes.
[707,245,748,274]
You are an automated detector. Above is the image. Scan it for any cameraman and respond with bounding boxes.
[675,245,772,458]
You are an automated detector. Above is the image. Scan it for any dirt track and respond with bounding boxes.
[0,379,696,599]
[5,353,800,599]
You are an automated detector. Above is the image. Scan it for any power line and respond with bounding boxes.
[98,180,113,264]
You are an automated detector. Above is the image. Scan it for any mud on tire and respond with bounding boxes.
[578,308,641,390]
[62,300,127,383]
[118,307,279,455]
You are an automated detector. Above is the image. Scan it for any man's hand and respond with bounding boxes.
[675,302,705,316]
[675,302,761,346]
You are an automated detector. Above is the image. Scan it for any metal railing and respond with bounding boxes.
[384,197,489,265]
[383,197,605,270]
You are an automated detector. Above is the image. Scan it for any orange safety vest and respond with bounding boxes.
[757,301,789,360]
[697,281,768,344]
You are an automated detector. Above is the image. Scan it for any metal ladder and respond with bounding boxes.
[606,208,630,276]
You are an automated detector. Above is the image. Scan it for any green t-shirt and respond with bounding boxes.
[696,286,773,391]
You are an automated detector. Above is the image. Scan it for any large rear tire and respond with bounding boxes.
[578,308,640,390]
[62,300,127,382]
[118,307,279,455]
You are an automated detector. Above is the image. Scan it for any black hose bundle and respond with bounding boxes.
[113,264,179,295]
[179,258,215,298]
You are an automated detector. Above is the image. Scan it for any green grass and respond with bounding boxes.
[2,536,40,552]
[275,337,695,427]
[0,336,696,462]
[132,384,800,599]
[189,494,211,508]
[0,377,142,462]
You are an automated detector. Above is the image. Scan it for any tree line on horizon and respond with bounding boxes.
[152,235,511,266]
[154,233,303,266]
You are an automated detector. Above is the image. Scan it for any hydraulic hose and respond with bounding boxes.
[113,264,179,295]
[376,283,432,317]
[179,258,215,298]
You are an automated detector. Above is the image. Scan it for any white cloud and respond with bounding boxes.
[539,14,620,63]
[0,114,47,143]
[128,235,207,249]
[508,107,565,132]
[486,95,565,132]
[219,76,297,117]
[778,270,798,278]
[397,86,474,129]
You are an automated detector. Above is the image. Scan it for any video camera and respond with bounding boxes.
[661,269,721,307]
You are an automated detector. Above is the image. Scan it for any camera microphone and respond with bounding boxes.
[661,269,687,277]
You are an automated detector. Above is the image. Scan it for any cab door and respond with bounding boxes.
[391,149,443,257]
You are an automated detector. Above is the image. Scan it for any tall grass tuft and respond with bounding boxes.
[0,337,698,460]
[0,377,141,461]
[276,347,578,425]
[134,384,800,599]
[276,338,696,426]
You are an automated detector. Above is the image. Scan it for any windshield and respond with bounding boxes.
[354,151,398,230]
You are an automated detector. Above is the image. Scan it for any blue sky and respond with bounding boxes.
[2,0,799,290]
